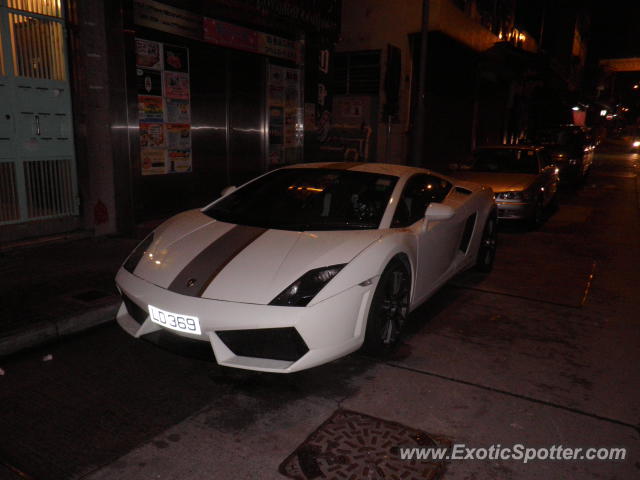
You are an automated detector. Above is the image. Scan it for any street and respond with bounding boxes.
[1,148,639,480]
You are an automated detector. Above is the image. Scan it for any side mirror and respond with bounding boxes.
[220,185,237,197]
[425,203,455,221]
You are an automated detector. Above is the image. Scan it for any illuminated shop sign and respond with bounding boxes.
[203,18,302,64]
[133,0,303,64]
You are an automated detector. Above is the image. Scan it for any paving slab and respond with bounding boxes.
[342,364,639,480]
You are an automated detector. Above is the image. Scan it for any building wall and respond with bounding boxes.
[85,0,331,231]
[71,0,119,236]
[337,0,421,164]
[336,0,501,166]
[429,0,498,52]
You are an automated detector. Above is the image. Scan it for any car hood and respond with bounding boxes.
[542,144,581,158]
[451,172,537,192]
[132,209,383,304]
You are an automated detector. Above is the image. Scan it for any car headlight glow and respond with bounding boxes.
[497,191,524,201]
[633,140,640,148]
[270,264,346,307]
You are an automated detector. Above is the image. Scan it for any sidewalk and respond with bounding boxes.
[0,235,140,357]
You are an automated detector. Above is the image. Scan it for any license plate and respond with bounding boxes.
[148,305,201,335]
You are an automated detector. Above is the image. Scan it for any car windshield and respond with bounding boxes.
[204,168,398,231]
[470,149,539,174]
[534,128,585,146]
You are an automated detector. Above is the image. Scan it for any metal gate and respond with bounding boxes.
[0,0,77,225]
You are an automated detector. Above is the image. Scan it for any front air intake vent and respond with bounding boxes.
[216,327,309,362]
[122,294,148,325]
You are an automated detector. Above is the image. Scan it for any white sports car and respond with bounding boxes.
[116,162,496,373]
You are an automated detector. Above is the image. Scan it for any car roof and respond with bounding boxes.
[282,162,432,178]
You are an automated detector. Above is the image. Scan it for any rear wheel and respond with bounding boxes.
[363,258,410,355]
[476,213,497,272]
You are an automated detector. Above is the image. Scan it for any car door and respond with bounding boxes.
[391,174,468,303]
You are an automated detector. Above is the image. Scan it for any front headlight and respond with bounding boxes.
[633,140,640,148]
[270,264,346,307]
[497,190,533,202]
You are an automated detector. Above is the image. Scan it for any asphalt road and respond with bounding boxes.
[1,148,639,480]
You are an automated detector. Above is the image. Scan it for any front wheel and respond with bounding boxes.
[529,196,544,229]
[476,213,497,272]
[363,258,410,355]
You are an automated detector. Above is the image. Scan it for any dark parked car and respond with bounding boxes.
[530,125,594,183]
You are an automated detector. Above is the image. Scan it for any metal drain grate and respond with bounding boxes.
[280,409,448,480]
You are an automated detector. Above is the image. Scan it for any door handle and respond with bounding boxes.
[35,115,40,136]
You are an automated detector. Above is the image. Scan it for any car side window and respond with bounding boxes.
[392,174,452,227]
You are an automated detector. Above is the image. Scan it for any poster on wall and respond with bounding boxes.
[166,123,191,149]
[167,149,192,173]
[136,38,192,175]
[269,145,283,165]
[268,84,284,107]
[138,96,164,122]
[283,68,302,150]
[135,38,162,70]
[137,68,162,96]
[141,148,166,175]
[163,45,189,73]
[164,72,190,100]
[267,64,301,165]
[140,123,165,148]
[165,98,190,123]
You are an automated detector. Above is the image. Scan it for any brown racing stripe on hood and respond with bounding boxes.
[167,225,267,297]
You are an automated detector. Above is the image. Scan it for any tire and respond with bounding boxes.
[363,258,410,355]
[475,213,497,273]
[548,192,559,212]
[529,196,544,229]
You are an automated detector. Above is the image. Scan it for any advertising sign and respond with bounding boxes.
[203,17,302,64]
[141,148,166,175]
[135,38,162,70]
[138,96,164,122]
[136,38,192,175]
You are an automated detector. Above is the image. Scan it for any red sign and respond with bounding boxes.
[203,17,301,63]
[203,18,259,53]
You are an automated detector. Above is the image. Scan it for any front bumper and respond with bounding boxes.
[115,268,377,373]
[495,200,535,220]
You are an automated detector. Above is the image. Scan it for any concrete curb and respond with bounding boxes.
[0,302,119,357]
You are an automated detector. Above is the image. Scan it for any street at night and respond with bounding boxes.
[1,147,638,479]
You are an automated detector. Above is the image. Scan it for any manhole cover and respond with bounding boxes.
[279,409,448,480]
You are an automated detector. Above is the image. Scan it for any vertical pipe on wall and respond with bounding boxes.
[409,0,429,167]
[224,50,231,186]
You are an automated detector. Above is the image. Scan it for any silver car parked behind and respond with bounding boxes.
[449,145,559,227]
